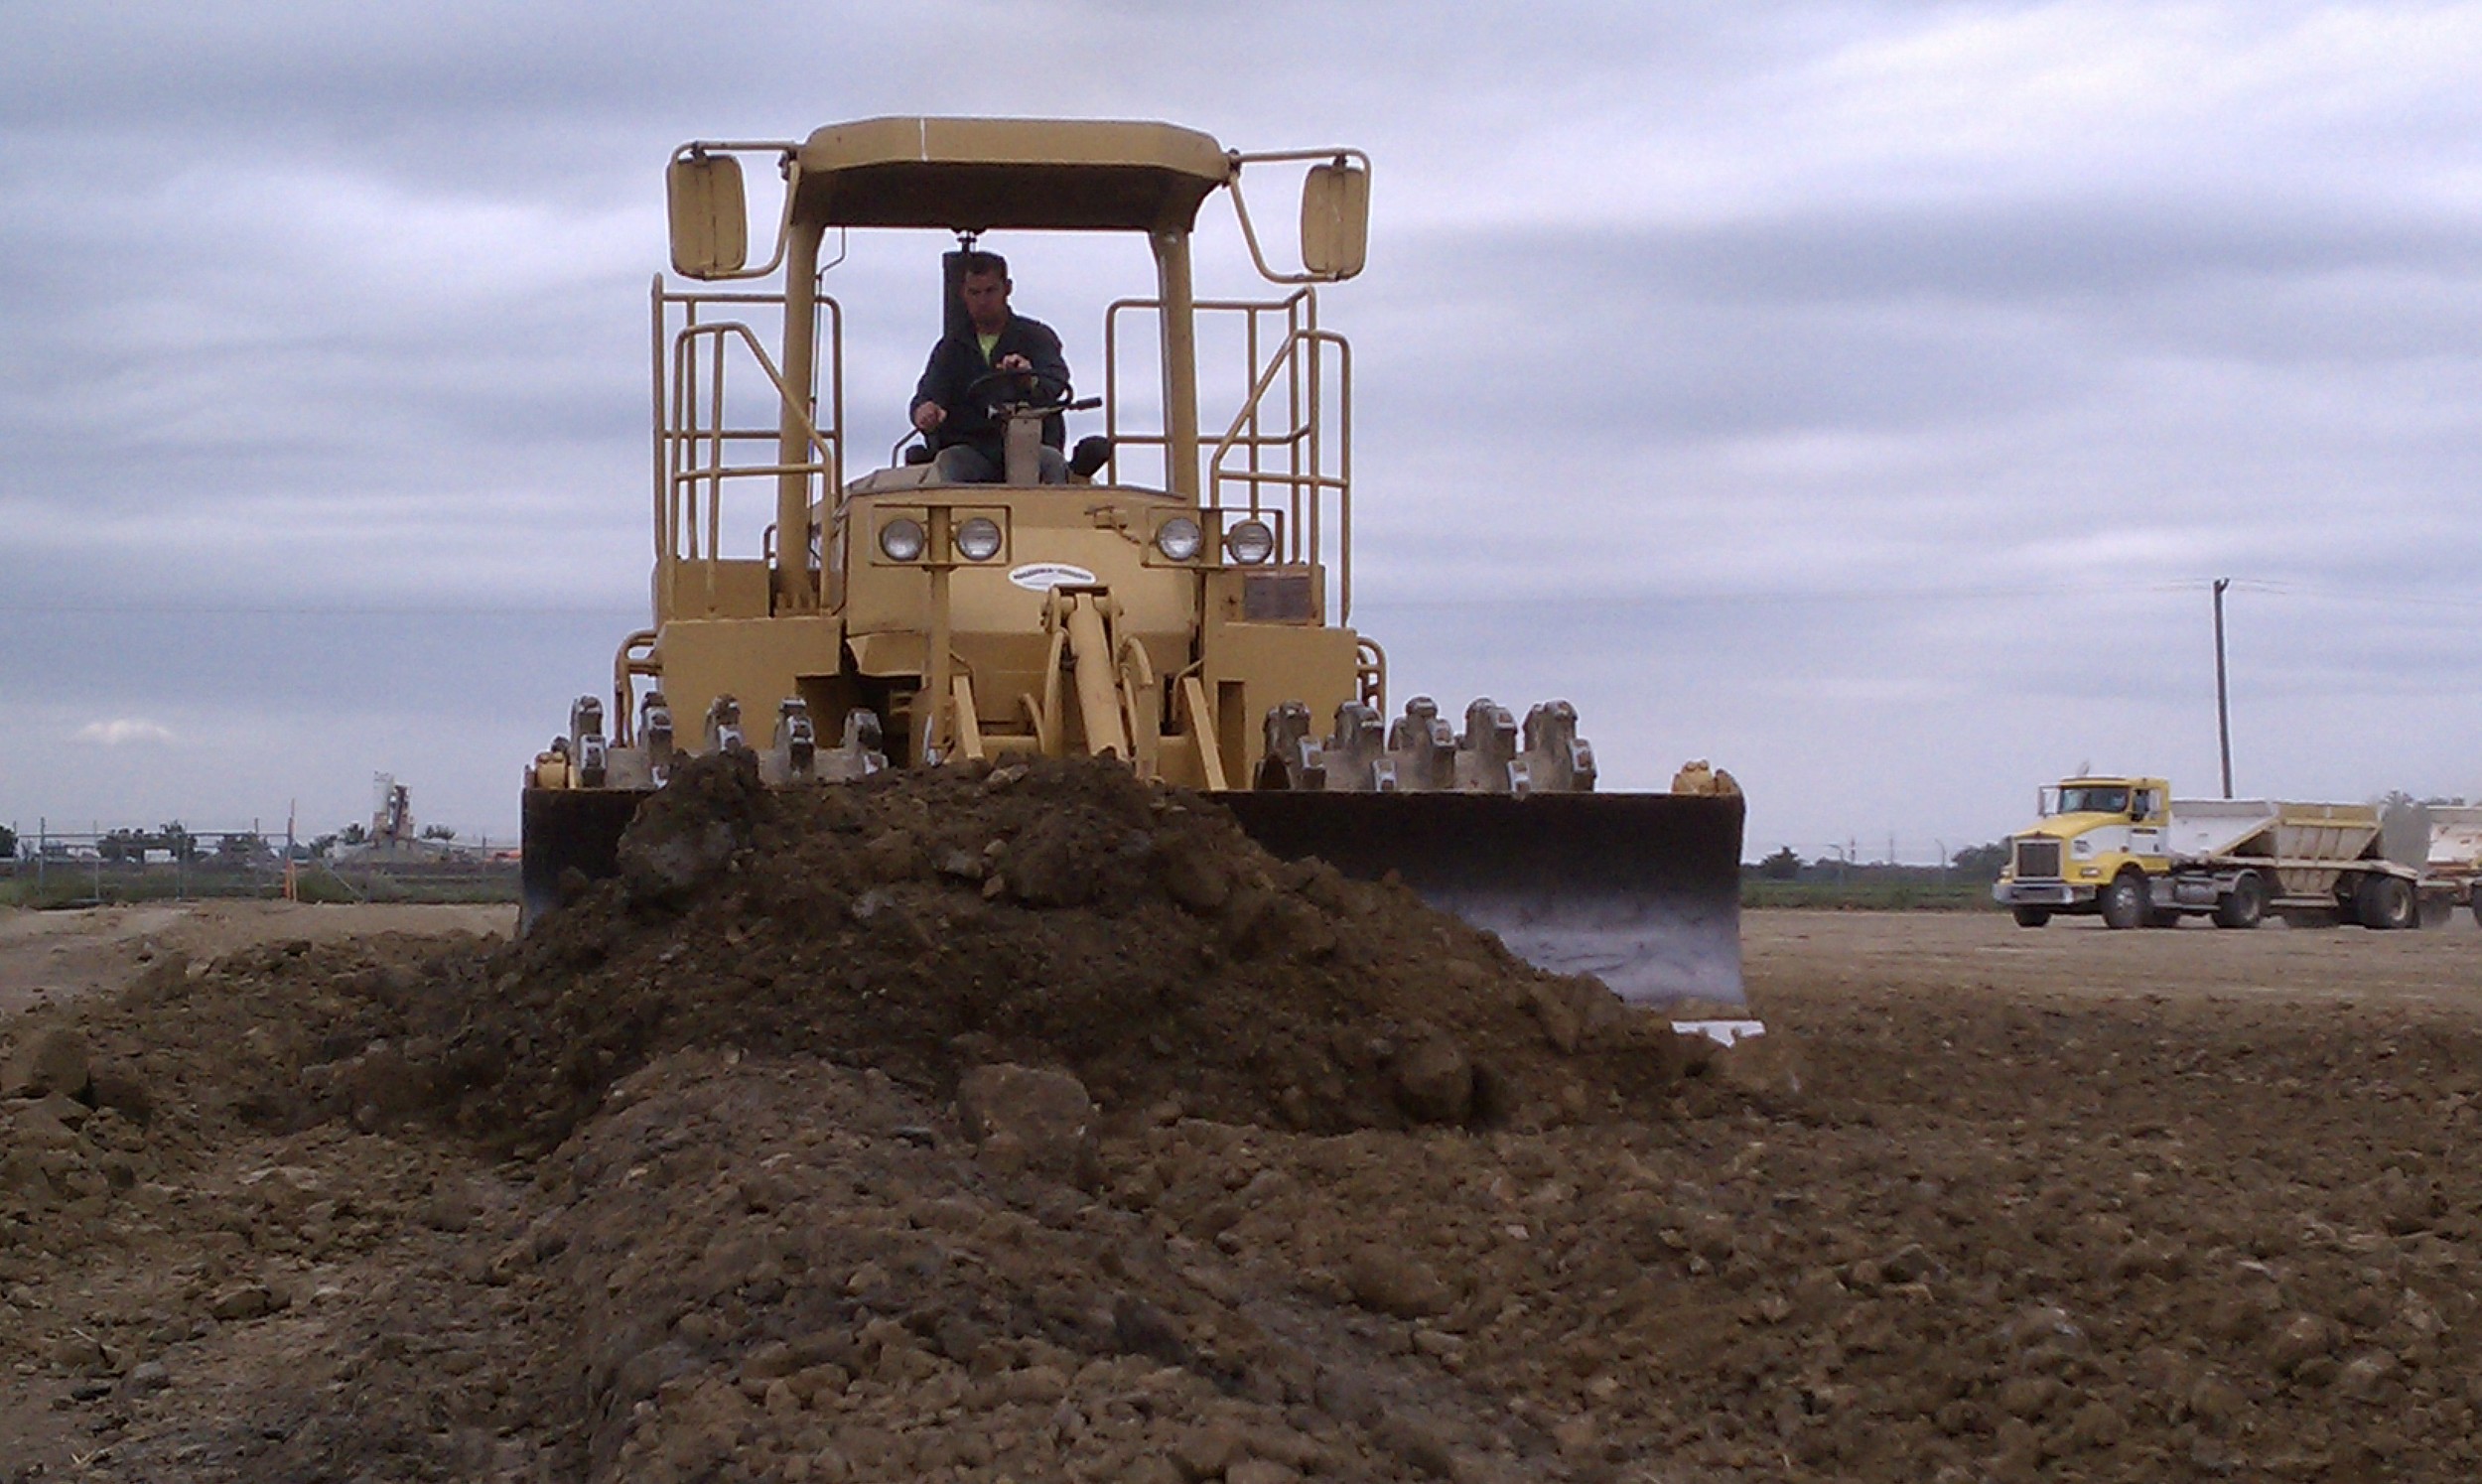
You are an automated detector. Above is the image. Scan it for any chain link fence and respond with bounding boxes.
[1,822,517,907]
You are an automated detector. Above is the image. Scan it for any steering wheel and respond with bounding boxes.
[964,365,1071,412]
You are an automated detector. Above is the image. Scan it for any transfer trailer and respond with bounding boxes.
[2421,806,2482,929]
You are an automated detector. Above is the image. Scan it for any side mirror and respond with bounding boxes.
[666,153,749,278]
[1299,161,1369,280]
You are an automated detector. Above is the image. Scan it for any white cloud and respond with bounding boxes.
[72,719,176,747]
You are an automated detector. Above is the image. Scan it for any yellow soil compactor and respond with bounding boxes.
[520,116,1745,1006]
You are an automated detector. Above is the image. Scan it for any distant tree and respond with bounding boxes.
[419,824,457,842]
[0,824,16,860]
[339,823,368,847]
[1756,846,1803,880]
[1949,841,2010,882]
[309,833,340,859]
[157,822,200,864]
[99,828,149,865]
[214,832,271,866]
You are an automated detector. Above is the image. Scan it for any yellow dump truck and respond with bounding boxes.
[1994,775,2425,930]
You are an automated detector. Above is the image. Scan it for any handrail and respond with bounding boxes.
[668,321,833,540]
[1105,289,1315,489]
[1204,327,1351,618]
[650,285,844,616]
[1102,288,1352,621]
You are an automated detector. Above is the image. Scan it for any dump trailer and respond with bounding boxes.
[2423,806,2482,927]
[1994,775,2422,930]
[518,116,1745,1006]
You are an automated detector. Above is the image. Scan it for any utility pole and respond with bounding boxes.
[2213,578,2234,799]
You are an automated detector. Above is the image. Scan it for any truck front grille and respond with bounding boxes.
[2012,838,2062,880]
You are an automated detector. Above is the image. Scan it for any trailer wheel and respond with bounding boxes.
[2212,871,2266,929]
[2011,905,2052,928]
[2099,871,2148,930]
[2355,874,2414,931]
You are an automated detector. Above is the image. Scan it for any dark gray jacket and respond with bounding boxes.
[911,316,1071,463]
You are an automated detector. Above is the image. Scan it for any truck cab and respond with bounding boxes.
[1995,775,2172,927]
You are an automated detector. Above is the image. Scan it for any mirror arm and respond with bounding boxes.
[667,141,804,282]
[1225,147,1371,286]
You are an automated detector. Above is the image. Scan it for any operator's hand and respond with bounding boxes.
[911,399,946,434]
[995,352,1032,374]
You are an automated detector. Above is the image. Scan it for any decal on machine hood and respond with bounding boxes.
[1008,563,1097,591]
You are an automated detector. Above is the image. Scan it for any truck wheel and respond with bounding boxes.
[2354,875,2414,931]
[2011,905,2052,928]
[2099,871,2148,930]
[2212,871,2267,929]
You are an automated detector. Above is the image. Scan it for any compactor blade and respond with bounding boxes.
[1216,790,1745,1009]
[518,787,649,931]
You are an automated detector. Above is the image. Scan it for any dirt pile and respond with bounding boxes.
[551,1050,1572,1482]
[468,753,1688,1151]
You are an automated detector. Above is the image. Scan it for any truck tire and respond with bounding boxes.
[2011,905,2052,928]
[2212,871,2267,929]
[2099,871,2148,931]
[2354,874,2414,931]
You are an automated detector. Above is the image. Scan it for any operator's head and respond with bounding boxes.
[958,251,1013,335]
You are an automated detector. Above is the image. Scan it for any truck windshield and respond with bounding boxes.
[2059,786,2131,814]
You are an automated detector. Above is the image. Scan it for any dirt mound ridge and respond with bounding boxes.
[468,753,1683,1150]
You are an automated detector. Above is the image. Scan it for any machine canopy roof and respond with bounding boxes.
[792,117,1232,234]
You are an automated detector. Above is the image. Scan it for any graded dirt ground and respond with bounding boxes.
[0,902,513,1019]
[4,771,2480,1482]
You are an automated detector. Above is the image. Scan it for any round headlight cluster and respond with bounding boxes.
[955,516,1003,561]
[1155,516,1203,562]
[878,517,926,562]
[1225,518,1277,565]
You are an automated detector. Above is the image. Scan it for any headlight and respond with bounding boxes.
[954,516,1003,562]
[1155,516,1203,562]
[1225,518,1276,565]
[878,517,925,562]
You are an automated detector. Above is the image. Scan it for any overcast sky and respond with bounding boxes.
[6,1,2482,861]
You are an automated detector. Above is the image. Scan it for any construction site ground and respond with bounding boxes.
[5,776,2480,1483]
